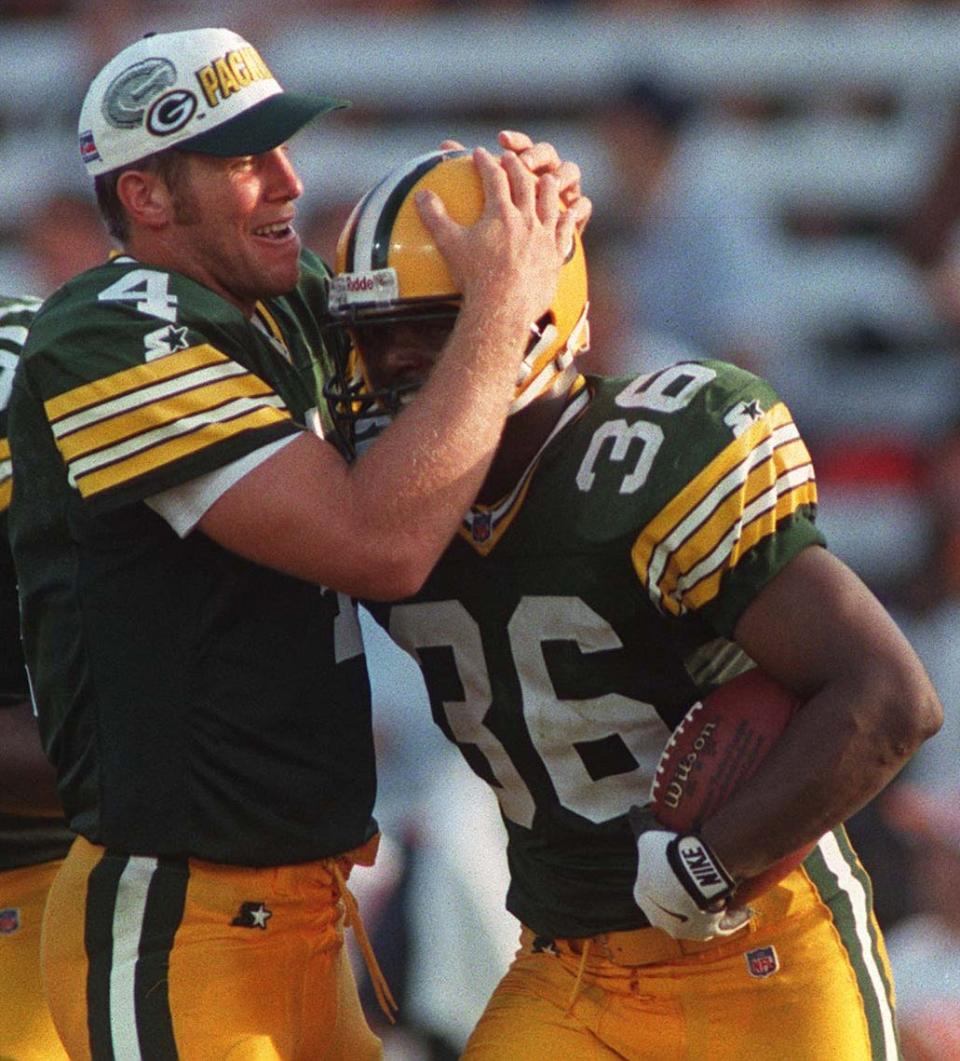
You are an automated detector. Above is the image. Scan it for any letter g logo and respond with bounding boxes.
[146,90,198,137]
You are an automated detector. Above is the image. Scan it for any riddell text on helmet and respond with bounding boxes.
[345,275,375,291]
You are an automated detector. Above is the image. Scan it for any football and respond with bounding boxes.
[650,667,816,902]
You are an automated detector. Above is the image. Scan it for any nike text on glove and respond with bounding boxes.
[628,804,752,941]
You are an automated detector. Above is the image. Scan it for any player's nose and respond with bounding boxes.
[264,147,303,201]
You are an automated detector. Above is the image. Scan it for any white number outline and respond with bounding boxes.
[575,365,716,495]
[387,368,720,825]
[390,601,537,827]
[98,269,179,323]
[389,597,662,827]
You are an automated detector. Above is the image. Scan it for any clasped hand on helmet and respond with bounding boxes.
[441,130,593,235]
[416,145,576,343]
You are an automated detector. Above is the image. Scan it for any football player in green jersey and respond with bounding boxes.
[0,296,72,1060]
[327,152,944,1060]
[8,28,589,1060]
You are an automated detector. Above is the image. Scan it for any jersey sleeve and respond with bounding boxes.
[15,267,303,514]
[630,362,824,635]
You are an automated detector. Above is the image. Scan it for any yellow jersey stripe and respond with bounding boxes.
[44,344,232,423]
[51,360,252,440]
[641,465,817,617]
[253,303,292,363]
[73,404,290,498]
[637,419,800,601]
[632,403,816,615]
[680,478,818,613]
[67,393,288,485]
[633,403,795,573]
[254,302,284,344]
[636,407,796,571]
[645,440,814,613]
[55,371,275,463]
[0,437,10,512]
[654,436,813,605]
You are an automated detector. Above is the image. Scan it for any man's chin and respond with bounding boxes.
[262,263,302,299]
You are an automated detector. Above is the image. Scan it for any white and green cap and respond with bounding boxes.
[78,27,347,177]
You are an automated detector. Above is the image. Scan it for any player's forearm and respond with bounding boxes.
[701,666,940,881]
[0,700,62,814]
[346,297,531,598]
[700,546,943,884]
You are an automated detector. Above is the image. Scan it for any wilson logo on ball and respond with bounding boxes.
[656,710,718,813]
[651,668,818,903]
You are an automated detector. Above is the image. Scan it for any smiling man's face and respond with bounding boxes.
[163,146,304,315]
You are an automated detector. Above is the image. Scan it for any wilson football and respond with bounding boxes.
[650,667,816,902]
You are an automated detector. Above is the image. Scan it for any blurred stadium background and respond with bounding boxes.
[3,2,959,1057]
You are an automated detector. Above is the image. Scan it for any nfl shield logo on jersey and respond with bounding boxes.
[0,907,20,935]
[745,945,779,978]
[471,512,492,543]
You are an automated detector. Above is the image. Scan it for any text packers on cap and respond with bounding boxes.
[78,27,348,177]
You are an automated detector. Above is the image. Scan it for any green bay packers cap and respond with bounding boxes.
[78,27,348,177]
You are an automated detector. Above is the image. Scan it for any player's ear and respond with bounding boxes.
[116,168,175,231]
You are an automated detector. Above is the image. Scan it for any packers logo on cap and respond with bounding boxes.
[146,91,199,137]
[103,57,179,130]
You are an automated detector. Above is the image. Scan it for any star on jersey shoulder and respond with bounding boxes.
[144,323,190,361]
[724,397,766,438]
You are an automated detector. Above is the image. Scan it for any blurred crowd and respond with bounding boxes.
[3,3,960,1059]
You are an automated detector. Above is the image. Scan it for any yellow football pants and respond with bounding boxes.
[0,858,68,1061]
[465,832,900,1060]
[43,836,383,1060]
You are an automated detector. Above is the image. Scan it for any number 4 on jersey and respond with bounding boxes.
[98,269,179,323]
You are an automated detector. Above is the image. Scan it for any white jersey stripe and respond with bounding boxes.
[646,424,801,605]
[0,297,41,321]
[66,393,287,486]
[0,325,29,346]
[52,360,250,437]
[672,464,816,604]
[110,855,156,1060]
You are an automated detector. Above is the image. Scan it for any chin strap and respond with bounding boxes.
[509,304,590,415]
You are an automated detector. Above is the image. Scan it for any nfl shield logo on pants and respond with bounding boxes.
[745,945,779,978]
[0,907,20,935]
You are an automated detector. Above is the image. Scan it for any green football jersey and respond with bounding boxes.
[0,295,74,870]
[368,363,825,938]
[8,256,377,865]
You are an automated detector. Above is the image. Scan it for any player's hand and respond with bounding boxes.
[628,804,752,941]
[439,132,592,235]
[496,130,591,234]
[416,146,570,333]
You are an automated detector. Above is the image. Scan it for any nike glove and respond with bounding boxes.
[628,804,752,941]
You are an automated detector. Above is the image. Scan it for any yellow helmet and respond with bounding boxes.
[324,149,589,448]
